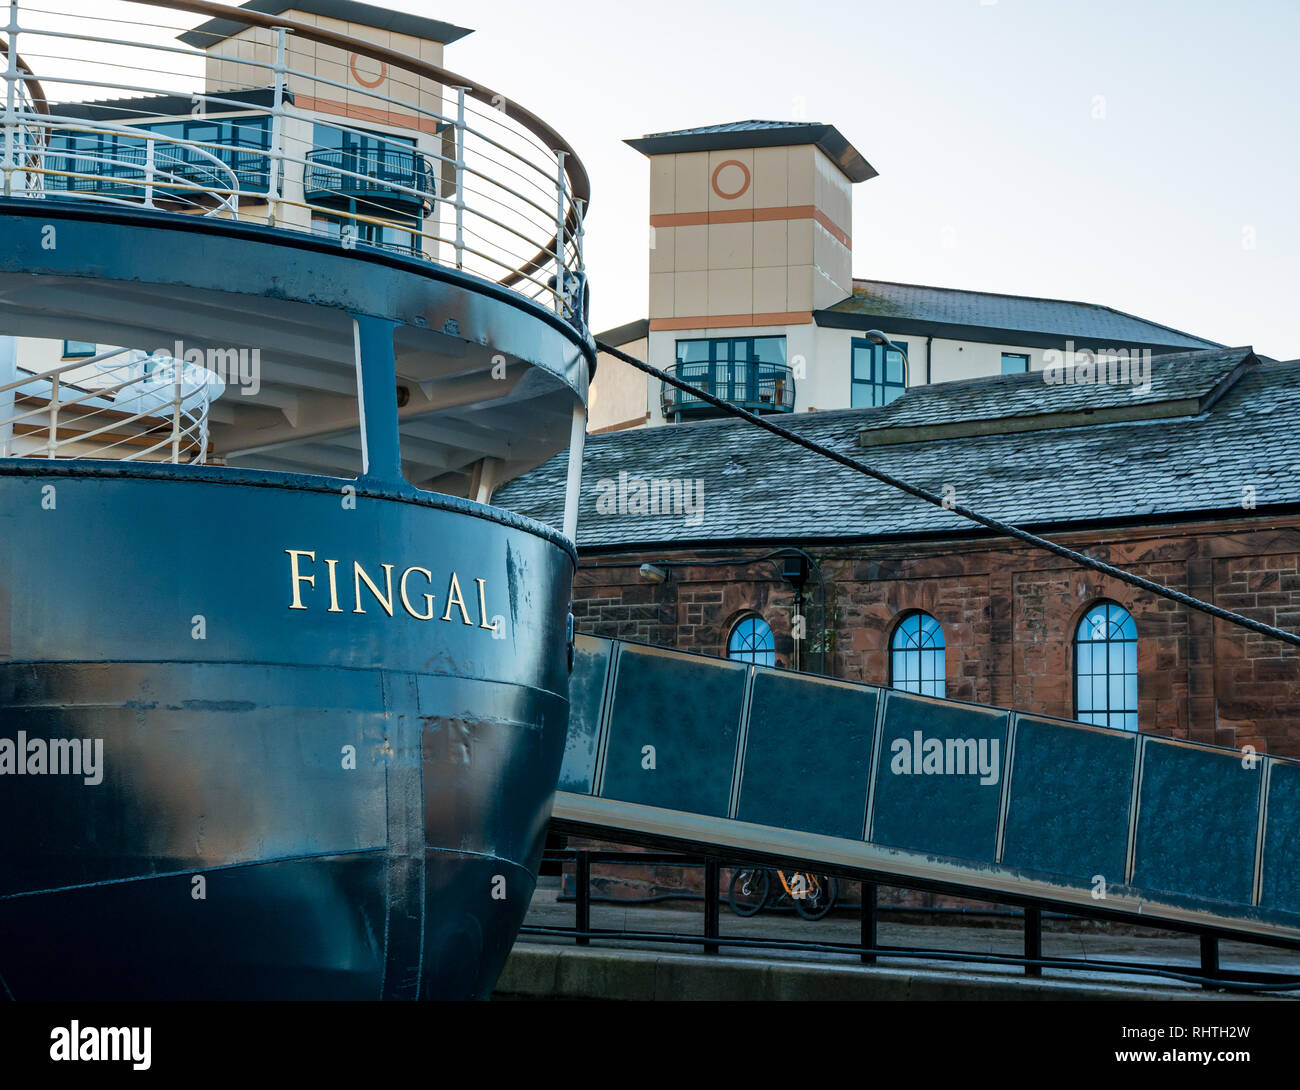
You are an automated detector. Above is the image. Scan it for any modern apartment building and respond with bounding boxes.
[589,120,1219,432]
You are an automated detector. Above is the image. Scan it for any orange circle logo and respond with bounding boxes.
[348,53,387,88]
[711,159,751,200]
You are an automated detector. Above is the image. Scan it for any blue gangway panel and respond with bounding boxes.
[597,644,747,817]
[558,635,1300,945]
[558,635,612,794]
[868,691,1009,864]
[1000,715,1135,889]
[1130,738,1261,907]
[1260,760,1300,915]
[736,671,878,839]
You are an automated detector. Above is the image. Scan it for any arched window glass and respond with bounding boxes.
[1075,601,1138,731]
[727,614,775,667]
[890,612,945,697]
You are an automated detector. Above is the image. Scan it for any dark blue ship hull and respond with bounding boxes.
[0,463,574,1000]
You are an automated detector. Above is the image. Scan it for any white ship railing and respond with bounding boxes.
[0,0,589,323]
[0,346,223,463]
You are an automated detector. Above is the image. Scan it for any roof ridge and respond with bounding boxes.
[851,276,1201,325]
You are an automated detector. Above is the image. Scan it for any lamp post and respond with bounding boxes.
[863,328,911,395]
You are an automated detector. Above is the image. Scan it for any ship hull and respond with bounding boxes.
[0,464,574,1000]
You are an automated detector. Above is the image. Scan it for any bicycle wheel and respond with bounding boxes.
[794,874,838,920]
[728,866,771,917]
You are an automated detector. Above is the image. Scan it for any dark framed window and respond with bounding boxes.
[313,123,417,158]
[47,116,273,193]
[1075,601,1138,731]
[311,123,422,188]
[727,613,775,667]
[890,611,945,697]
[851,337,908,407]
[1001,352,1030,375]
[672,336,788,407]
[62,340,96,358]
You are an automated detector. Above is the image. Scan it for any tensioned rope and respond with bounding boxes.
[596,340,1300,650]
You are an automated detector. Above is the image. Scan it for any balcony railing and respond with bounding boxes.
[304,147,432,209]
[661,360,796,418]
[0,347,223,463]
[0,0,589,326]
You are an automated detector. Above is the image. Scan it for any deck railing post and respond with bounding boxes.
[46,368,58,457]
[197,392,209,465]
[0,334,15,457]
[574,197,586,275]
[554,149,567,316]
[452,86,466,271]
[143,136,155,208]
[265,26,288,227]
[171,356,183,464]
[3,0,20,198]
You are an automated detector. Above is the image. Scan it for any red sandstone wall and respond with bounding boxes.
[570,518,1300,758]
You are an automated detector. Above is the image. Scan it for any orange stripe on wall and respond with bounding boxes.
[295,94,444,137]
[648,312,813,331]
[649,205,851,248]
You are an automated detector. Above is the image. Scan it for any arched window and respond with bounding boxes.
[890,611,945,697]
[727,614,775,667]
[1075,601,1138,731]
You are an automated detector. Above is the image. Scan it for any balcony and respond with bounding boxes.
[661,360,796,418]
[37,119,274,202]
[303,147,432,211]
[2,0,587,324]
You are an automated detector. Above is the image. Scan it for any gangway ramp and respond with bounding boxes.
[551,635,1300,947]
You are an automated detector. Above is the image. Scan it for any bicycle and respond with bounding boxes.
[728,865,838,920]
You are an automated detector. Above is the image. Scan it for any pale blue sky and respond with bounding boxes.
[436,0,1297,358]
[50,0,1299,358]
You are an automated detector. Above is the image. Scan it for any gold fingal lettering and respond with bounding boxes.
[286,549,316,610]
[475,577,495,629]
[324,558,343,613]
[442,571,473,625]
[400,566,436,620]
[353,561,396,617]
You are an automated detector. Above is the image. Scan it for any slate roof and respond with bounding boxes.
[625,122,877,182]
[639,121,821,137]
[177,0,473,49]
[494,347,1294,550]
[816,279,1222,351]
[57,88,283,121]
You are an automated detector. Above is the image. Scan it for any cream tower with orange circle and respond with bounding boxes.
[628,122,873,333]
